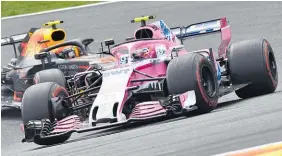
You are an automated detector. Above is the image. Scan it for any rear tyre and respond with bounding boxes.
[166,53,219,114]
[21,82,71,145]
[227,39,278,99]
[33,69,66,87]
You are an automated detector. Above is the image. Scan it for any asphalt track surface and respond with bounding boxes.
[1,1,282,156]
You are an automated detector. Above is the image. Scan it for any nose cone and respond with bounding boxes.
[95,94,119,122]
[88,67,133,125]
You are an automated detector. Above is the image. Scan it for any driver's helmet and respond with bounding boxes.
[131,47,152,61]
[52,45,82,59]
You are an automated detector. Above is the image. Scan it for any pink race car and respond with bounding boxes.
[20,15,278,145]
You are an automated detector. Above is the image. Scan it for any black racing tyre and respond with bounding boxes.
[33,69,66,87]
[21,82,71,145]
[166,53,219,114]
[227,39,278,99]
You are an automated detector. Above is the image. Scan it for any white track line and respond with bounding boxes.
[212,141,282,156]
[1,1,120,20]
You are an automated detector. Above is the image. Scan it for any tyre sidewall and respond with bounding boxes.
[193,54,218,109]
[166,53,218,112]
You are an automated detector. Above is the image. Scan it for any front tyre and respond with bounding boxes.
[21,82,71,145]
[166,53,219,114]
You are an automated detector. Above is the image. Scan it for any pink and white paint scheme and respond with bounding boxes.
[88,18,231,125]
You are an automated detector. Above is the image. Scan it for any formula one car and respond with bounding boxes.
[1,20,116,109]
[20,15,278,145]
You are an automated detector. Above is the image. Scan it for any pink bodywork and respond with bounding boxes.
[29,18,232,134]
[108,18,231,119]
[109,39,188,119]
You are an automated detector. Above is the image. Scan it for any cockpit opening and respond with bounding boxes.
[135,28,153,39]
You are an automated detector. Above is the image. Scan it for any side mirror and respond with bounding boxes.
[98,39,115,57]
[104,39,115,46]
[34,52,51,70]
[82,38,94,46]
[82,38,94,54]
[34,52,49,60]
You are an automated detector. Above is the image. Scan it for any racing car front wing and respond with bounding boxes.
[21,101,172,143]
[20,88,201,144]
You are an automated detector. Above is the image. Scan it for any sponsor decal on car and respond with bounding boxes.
[155,44,166,57]
[58,64,79,70]
[159,20,176,43]
[103,67,131,77]
[160,20,172,41]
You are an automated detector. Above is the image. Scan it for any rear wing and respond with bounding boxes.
[1,33,28,59]
[171,17,228,38]
[1,28,38,58]
[1,33,28,58]
[171,17,231,58]
[1,33,27,46]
